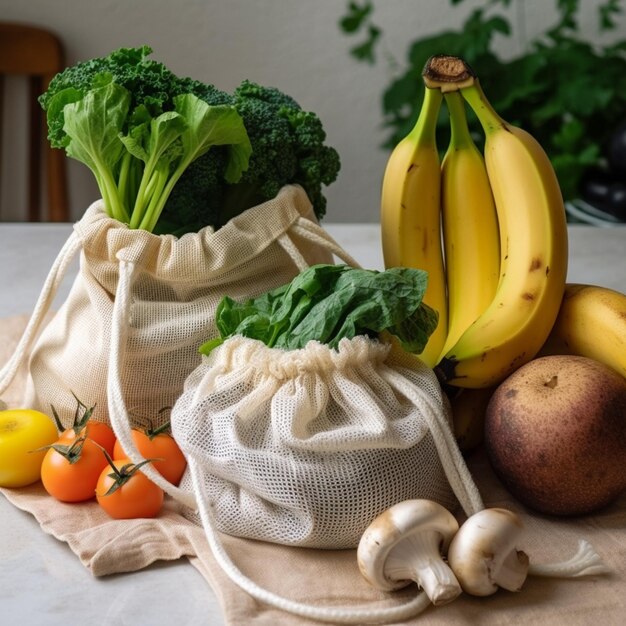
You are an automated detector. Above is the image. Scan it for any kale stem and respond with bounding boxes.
[139,159,191,232]
[138,168,170,231]
[97,161,129,223]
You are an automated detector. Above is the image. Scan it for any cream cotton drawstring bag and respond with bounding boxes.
[162,332,484,623]
[103,254,485,623]
[0,185,352,448]
[173,335,484,547]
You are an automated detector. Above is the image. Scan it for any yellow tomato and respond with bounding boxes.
[0,409,59,488]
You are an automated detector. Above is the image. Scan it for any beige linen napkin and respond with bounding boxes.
[1,314,625,625]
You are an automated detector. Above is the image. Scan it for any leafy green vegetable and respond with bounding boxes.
[40,47,341,233]
[46,70,251,233]
[199,264,438,355]
[61,80,131,223]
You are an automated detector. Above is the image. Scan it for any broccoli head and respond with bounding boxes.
[230,80,340,223]
[161,79,341,230]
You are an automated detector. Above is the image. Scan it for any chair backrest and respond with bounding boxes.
[0,22,69,222]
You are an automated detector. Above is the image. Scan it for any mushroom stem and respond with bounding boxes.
[357,500,462,607]
[447,508,531,596]
[494,548,530,592]
[528,540,611,579]
[383,530,461,606]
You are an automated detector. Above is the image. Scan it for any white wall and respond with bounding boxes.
[1,0,623,223]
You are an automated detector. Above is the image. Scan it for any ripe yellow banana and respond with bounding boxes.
[439,91,500,360]
[540,283,626,378]
[380,86,447,368]
[436,76,568,388]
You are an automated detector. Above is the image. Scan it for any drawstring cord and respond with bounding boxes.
[0,231,82,398]
[187,455,433,624]
[106,256,198,510]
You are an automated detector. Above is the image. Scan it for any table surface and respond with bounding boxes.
[0,221,624,625]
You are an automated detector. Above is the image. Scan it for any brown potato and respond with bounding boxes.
[485,355,626,516]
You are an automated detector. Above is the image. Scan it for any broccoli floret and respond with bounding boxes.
[278,108,341,219]
[224,80,340,223]
[160,79,341,231]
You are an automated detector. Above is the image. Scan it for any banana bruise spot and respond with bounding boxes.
[529,257,542,271]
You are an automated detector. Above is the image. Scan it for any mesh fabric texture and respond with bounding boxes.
[172,335,457,549]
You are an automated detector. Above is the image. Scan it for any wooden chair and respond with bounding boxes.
[0,22,69,222]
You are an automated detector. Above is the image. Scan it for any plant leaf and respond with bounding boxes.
[202,264,436,356]
[62,81,130,174]
[173,95,252,183]
[339,1,373,34]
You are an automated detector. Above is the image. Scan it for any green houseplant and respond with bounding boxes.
[339,0,626,208]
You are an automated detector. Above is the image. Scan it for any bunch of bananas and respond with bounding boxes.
[381,55,569,389]
[381,54,626,448]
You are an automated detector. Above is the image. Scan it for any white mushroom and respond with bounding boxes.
[357,499,462,606]
[447,508,529,596]
[448,508,611,597]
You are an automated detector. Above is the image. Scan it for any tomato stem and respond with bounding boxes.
[146,420,173,440]
[36,435,88,464]
[95,442,162,496]
[51,392,97,437]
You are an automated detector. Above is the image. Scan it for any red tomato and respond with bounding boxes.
[96,458,164,519]
[58,421,116,456]
[40,437,109,502]
[113,428,186,485]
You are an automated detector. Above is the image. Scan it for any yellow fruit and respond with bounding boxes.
[540,283,626,379]
[380,86,446,368]
[436,77,568,388]
[0,408,58,488]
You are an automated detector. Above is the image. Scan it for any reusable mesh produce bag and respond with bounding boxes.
[162,333,484,623]
[0,186,352,479]
[172,335,483,549]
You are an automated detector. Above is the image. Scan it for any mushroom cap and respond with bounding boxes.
[357,499,460,591]
[448,508,529,596]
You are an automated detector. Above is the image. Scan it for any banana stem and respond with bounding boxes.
[460,82,505,135]
[444,92,473,150]
[407,87,443,144]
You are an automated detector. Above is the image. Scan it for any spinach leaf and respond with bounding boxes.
[199,264,438,355]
